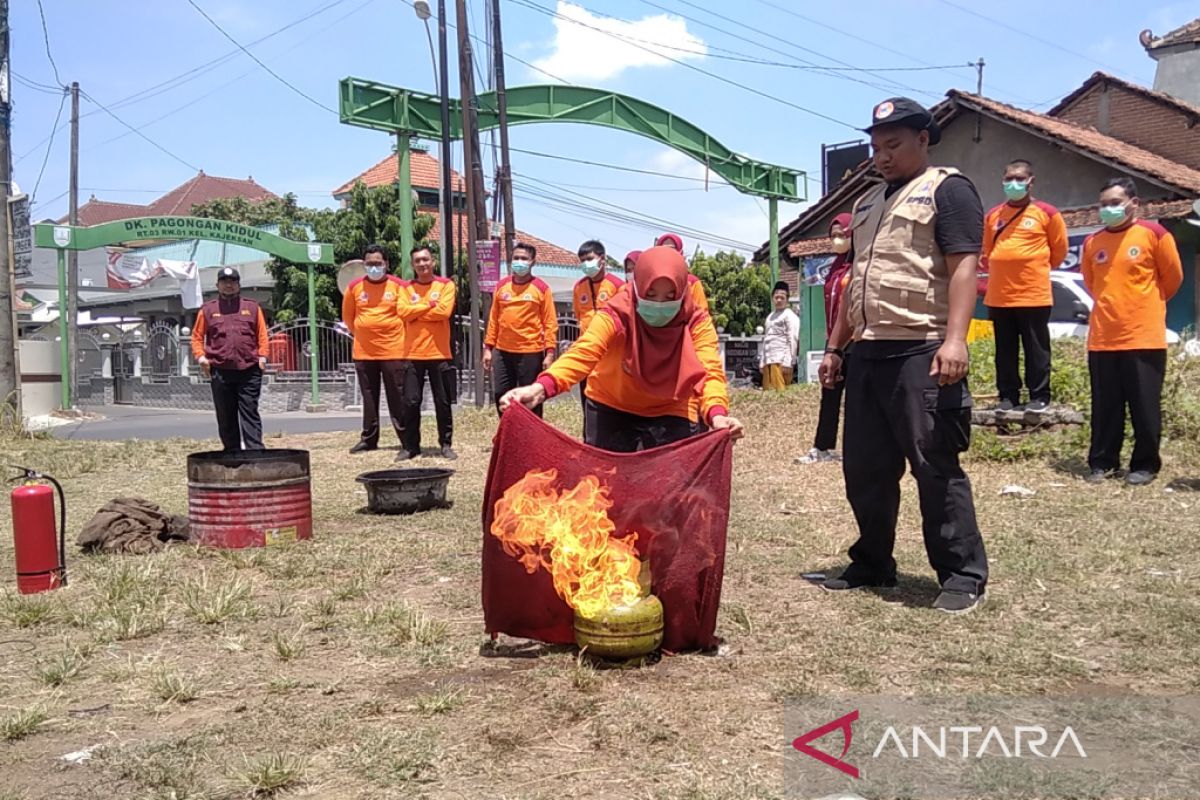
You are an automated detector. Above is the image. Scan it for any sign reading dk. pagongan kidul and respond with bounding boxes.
[118,217,271,247]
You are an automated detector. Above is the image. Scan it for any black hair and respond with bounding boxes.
[410,244,433,258]
[1007,159,1034,173]
[513,242,537,261]
[577,240,605,259]
[364,243,389,262]
[772,281,789,294]
[1101,176,1138,198]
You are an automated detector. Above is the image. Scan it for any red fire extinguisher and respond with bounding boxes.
[9,466,68,594]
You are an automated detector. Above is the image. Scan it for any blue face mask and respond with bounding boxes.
[511,260,532,277]
[581,258,602,278]
[636,297,683,327]
[1002,180,1029,201]
[1099,204,1128,227]
[365,264,387,281]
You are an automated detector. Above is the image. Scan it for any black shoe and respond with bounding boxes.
[1085,469,1112,485]
[394,449,419,463]
[440,445,458,461]
[1126,470,1156,486]
[1024,400,1050,413]
[821,571,897,591]
[349,441,376,454]
[995,399,1015,412]
[933,590,986,614]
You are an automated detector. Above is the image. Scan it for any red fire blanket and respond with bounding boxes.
[482,403,734,651]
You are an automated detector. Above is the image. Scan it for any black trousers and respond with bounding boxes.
[813,352,850,451]
[989,306,1052,404]
[493,350,545,418]
[842,348,988,594]
[210,366,264,451]
[401,359,454,453]
[355,359,407,447]
[1088,349,1166,474]
[584,399,695,453]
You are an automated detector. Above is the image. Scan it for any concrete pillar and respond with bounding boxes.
[132,347,142,378]
[100,345,113,379]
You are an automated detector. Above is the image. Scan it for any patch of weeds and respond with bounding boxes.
[0,591,58,628]
[571,652,602,692]
[333,576,369,601]
[181,572,253,625]
[220,634,247,653]
[84,561,168,641]
[216,548,269,570]
[93,601,167,642]
[720,602,754,635]
[104,734,213,798]
[271,627,307,662]
[268,677,298,695]
[33,641,90,686]
[232,752,307,796]
[483,724,531,755]
[359,602,449,648]
[969,425,1090,463]
[267,594,294,619]
[152,666,199,704]
[347,728,438,787]
[1,704,49,741]
[413,687,463,715]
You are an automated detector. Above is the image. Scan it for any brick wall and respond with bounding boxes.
[1056,85,1200,170]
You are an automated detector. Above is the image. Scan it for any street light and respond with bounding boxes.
[413,0,431,19]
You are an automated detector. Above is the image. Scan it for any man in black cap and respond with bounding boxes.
[818,97,989,614]
[191,267,269,450]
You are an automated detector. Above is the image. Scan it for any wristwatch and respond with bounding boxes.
[824,346,845,359]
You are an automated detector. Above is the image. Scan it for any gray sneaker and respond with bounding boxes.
[995,399,1015,412]
[1085,469,1111,485]
[1126,470,1156,486]
[933,591,986,614]
[1024,400,1050,413]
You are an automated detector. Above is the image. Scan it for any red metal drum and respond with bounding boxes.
[187,449,312,548]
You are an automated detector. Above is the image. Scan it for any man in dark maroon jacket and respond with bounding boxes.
[191,268,269,450]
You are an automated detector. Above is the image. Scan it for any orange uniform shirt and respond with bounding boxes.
[538,311,729,424]
[688,273,710,312]
[341,275,407,360]
[398,276,456,361]
[983,199,1068,308]
[572,272,626,332]
[1080,220,1183,351]
[485,276,558,354]
[190,302,268,361]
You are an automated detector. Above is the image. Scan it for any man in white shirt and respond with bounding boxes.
[760,281,799,390]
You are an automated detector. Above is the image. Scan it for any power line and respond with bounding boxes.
[514,171,723,192]
[185,0,338,114]
[30,89,69,206]
[78,90,200,172]
[34,0,65,87]
[508,0,861,131]
[12,71,62,95]
[508,146,712,182]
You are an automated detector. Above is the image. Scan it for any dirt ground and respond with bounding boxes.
[0,385,1198,799]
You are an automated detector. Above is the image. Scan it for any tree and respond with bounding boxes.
[688,250,773,336]
[191,184,433,323]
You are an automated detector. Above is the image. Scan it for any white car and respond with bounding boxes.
[1048,270,1181,345]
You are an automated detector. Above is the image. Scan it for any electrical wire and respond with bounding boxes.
[507,0,861,130]
[12,72,62,95]
[185,0,338,115]
[78,90,200,172]
[34,0,65,87]
[507,146,713,183]
[30,89,69,206]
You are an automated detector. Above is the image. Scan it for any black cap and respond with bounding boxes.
[217,267,241,282]
[864,97,941,146]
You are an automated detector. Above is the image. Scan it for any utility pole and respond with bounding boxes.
[66,81,79,407]
[0,0,17,415]
[437,0,453,280]
[456,0,488,407]
[972,58,985,143]
[491,0,516,270]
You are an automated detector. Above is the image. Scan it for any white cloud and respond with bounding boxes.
[531,1,707,83]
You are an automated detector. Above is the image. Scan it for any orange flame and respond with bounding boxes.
[490,469,642,618]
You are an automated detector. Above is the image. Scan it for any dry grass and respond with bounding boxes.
[0,378,1198,798]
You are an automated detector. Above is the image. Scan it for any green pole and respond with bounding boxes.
[398,134,414,279]
[769,196,780,288]
[56,248,70,409]
[307,262,319,407]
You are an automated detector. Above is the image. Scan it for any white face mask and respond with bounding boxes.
[831,236,851,254]
[581,258,602,278]
[365,264,387,280]
[512,260,532,276]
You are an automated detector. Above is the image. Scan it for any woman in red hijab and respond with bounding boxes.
[623,250,642,271]
[655,232,684,252]
[500,246,744,452]
[798,213,853,464]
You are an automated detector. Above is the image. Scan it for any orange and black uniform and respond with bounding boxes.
[192,296,269,451]
[983,199,1068,405]
[485,276,558,417]
[1080,220,1183,475]
[397,275,457,455]
[572,271,625,432]
[536,311,729,452]
[342,274,408,449]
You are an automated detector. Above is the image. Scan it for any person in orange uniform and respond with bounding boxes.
[982,159,1069,412]
[397,245,457,461]
[573,240,626,437]
[192,267,269,451]
[500,246,744,452]
[1080,177,1183,486]
[483,242,558,418]
[341,244,408,454]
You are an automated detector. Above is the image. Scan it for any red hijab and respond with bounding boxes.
[602,246,708,401]
[824,213,853,338]
[655,233,684,252]
[623,249,642,270]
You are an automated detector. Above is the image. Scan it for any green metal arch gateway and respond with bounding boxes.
[33,216,335,409]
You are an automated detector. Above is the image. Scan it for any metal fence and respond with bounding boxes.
[144,322,180,382]
[266,318,355,382]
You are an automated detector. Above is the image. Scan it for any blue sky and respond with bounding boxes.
[10,0,1196,260]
